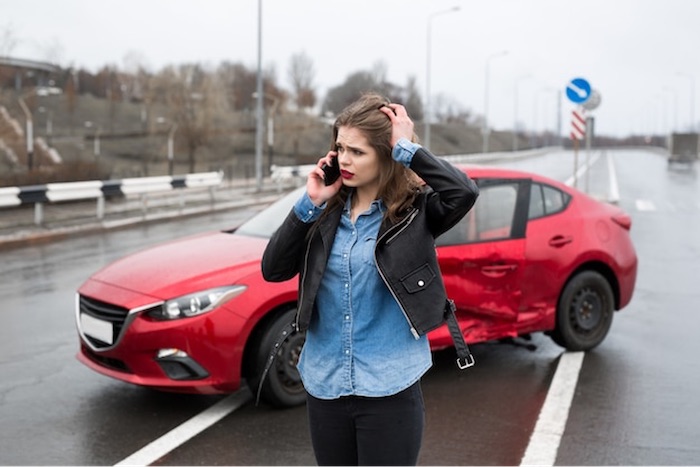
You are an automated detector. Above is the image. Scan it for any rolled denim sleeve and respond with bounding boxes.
[293,191,325,223]
[392,137,422,167]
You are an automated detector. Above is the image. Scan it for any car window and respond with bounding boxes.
[528,183,571,219]
[529,184,545,219]
[234,186,305,238]
[542,184,569,214]
[437,181,519,246]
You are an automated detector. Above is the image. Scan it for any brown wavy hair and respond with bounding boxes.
[326,92,422,223]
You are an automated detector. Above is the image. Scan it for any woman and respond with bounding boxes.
[261,93,479,465]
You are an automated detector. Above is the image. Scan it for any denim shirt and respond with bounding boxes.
[292,138,432,399]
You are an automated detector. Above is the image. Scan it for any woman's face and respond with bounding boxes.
[335,125,381,193]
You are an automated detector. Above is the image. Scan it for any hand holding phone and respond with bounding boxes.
[321,156,341,186]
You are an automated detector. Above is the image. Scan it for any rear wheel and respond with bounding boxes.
[247,308,306,408]
[550,271,614,351]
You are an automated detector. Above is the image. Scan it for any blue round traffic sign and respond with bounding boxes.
[566,77,591,104]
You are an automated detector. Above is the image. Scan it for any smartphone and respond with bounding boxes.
[321,156,341,186]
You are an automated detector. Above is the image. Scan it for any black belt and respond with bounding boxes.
[256,320,296,406]
[445,299,475,370]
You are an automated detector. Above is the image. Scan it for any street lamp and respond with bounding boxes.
[676,71,696,131]
[253,92,280,172]
[254,0,264,191]
[513,74,531,151]
[167,123,178,176]
[482,50,508,154]
[663,86,678,133]
[38,106,53,147]
[84,121,101,157]
[532,87,556,147]
[17,95,34,170]
[425,6,460,149]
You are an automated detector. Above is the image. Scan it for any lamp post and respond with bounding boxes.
[513,74,531,151]
[84,121,101,157]
[253,92,279,172]
[532,87,556,147]
[676,71,696,131]
[17,95,34,170]
[663,86,678,133]
[482,50,508,154]
[254,0,264,191]
[425,6,460,150]
[167,123,178,176]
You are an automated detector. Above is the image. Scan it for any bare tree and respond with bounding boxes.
[153,64,220,173]
[0,23,18,56]
[403,75,424,121]
[288,51,316,111]
[122,51,154,131]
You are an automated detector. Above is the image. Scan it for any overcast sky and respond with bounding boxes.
[3,0,698,138]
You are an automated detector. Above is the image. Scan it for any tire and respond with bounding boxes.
[247,308,306,408]
[550,271,614,351]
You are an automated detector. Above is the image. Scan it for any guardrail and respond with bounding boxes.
[0,171,223,225]
[269,148,552,188]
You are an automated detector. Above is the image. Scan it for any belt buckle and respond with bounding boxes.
[457,354,475,370]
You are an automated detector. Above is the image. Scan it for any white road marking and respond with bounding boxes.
[564,151,601,187]
[635,199,656,211]
[114,388,252,466]
[606,152,620,204]
[520,351,584,467]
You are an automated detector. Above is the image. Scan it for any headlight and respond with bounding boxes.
[147,285,247,320]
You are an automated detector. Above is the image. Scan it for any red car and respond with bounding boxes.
[75,165,637,407]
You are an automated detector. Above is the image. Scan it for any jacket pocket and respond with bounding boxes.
[400,264,436,294]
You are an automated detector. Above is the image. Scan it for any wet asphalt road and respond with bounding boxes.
[1,148,699,465]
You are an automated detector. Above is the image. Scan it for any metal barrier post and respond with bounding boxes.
[97,196,105,220]
[34,202,44,225]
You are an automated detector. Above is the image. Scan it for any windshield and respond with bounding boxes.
[235,186,306,238]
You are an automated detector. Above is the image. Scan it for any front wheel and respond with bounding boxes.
[550,271,614,351]
[247,308,306,408]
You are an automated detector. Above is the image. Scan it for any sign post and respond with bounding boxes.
[570,108,586,188]
[565,77,592,189]
[582,90,600,193]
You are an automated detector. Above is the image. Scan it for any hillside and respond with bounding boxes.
[0,92,524,186]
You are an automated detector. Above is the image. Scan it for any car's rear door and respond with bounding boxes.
[519,182,576,320]
[437,177,531,322]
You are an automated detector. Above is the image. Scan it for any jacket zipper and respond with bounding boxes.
[384,208,419,245]
[375,208,420,339]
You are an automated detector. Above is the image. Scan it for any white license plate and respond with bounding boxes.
[80,313,114,345]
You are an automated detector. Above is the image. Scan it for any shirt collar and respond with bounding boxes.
[343,192,386,216]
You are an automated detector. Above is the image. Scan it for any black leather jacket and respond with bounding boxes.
[261,147,479,337]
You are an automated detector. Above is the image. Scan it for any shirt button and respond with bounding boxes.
[418,280,425,287]
[345,350,350,355]
[345,315,350,320]
[308,210,313,215]
[345,283,349,288]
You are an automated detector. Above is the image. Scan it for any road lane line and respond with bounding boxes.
[606,151,620,203]
[635,199,656,211]
[520,351,584,466]
[114,388,252,466]
[565,151,601,187]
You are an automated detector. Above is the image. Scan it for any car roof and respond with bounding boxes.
[453,164,572,192]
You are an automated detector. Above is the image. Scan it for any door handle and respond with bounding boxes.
[481,264,518,277]
[548,235,573,247]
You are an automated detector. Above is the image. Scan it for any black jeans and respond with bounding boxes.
[306,381,425,466]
